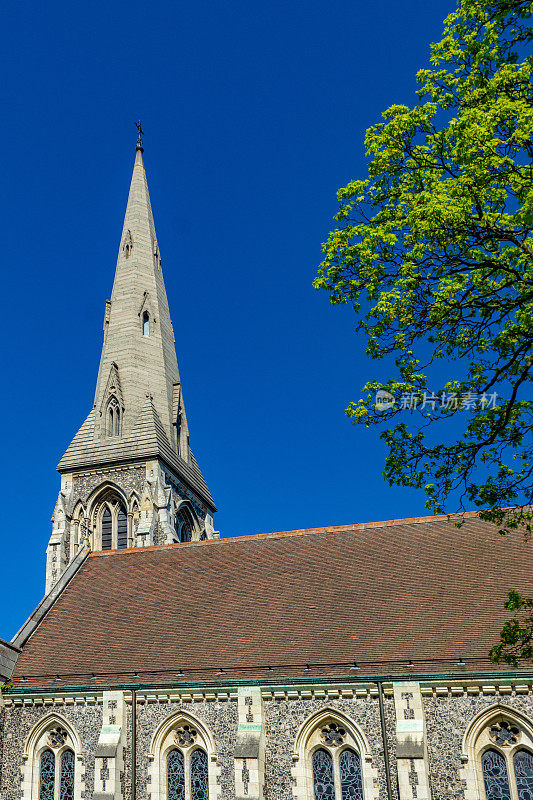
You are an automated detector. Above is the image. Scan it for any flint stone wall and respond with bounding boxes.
[0,701,102,799]
[72,466,146,506]
[424,689,533,799]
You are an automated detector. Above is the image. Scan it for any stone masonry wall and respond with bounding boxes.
[0,700,102,799]
[126,697,238,800]
[424,687,533,799]
[72,466,146,506]
[3,683,533,800]
[264,694,395,800]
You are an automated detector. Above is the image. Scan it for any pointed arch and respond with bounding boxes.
[292,707,378,800]
[98,363,124,438]
[122,228,133,258]
[462,704,533,756]
[22,713,84,800]
[142,310,150,337]
[148,709,220,800]
[173,500,200,543]
[71,503,86,558]
[138,291,157,338]
[460,704,533,800]
[88,483,128,551]
[128,490,140,510]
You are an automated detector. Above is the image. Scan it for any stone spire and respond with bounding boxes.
[57,138,215,509]
[46,134,217,594]
[92,143,179,445]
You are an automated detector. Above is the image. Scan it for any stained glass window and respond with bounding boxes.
[313,749,335,800]
[482,749,511,800]
[191,748,209,800]
[101,507,112,550]
[117,506,128,549]
[514,749,533,800]
[168,749,185,800]
[60,749,75,800]
[340,748,363,800]
[39,749,55,800]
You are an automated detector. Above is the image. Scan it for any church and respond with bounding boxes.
[2,134,533,800]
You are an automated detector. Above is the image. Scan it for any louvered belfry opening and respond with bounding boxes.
[101,507,112,550]
[117,506,128,549]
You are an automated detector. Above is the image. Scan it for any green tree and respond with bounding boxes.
[314,0,533,663]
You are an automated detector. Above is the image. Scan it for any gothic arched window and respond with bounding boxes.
[462,709,533,800]
[143,311,150,337]
[23,717,82,800]
[293,711,374,800]
[94,493,129,551]
[339,748,364,799]
[514,750,533,798]
[101,506,112,550]
[149,712,218,799]
[106,398,121,437]
[174,508,195,543]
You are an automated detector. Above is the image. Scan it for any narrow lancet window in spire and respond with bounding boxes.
[143,311,150,337]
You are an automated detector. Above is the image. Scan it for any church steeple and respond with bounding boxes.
[46,135,217,593]
[93,142,180,449]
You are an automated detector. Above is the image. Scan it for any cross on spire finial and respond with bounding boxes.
[136,120,144,152]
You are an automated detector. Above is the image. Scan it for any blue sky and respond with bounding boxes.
[1,0,455,638]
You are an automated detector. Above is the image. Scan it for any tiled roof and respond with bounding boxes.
[12,513,533,687]
[57,397,216,511]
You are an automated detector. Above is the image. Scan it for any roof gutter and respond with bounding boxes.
[6,668,533,696]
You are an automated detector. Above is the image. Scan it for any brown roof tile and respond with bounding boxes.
[12,514,533,687]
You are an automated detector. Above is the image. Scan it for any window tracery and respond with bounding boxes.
[148,711,219,799]
[91,489,129,551]
[462,706,533,800]
[292,709,376,800]
[24,715,82,800]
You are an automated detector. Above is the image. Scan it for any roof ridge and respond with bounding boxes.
[87,509,490,558]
